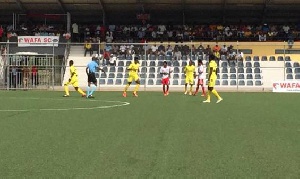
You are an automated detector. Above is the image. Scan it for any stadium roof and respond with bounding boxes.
[0,0,299,24]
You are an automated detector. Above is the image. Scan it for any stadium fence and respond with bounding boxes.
[0,41,299,92]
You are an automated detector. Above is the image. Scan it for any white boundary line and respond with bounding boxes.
[0,97,130,112]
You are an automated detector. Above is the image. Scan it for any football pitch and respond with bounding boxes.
[0,91,299,178]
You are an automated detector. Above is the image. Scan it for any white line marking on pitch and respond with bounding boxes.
[0,97,130,112]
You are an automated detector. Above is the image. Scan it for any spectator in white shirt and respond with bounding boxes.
[151,30,157,40]
[167,30,173,41]
[119,45,126,56]
[109,54,116,66]
[220,45,228,55]
[259,33,266,41]
[173,49,182,60]
[282,25,290,34]
[150,44,158,56]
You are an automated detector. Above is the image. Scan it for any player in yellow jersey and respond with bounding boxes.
[123,57,140,97]
[183,60,196,95]
[203,55,223,103]
[63,60,86,97]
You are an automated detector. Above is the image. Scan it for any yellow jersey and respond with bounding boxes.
[184,65,195,77]
[128,62,139,76]
[208,60,218,78]
[70,65,78,78]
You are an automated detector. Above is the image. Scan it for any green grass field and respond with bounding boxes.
[0,91,299,178]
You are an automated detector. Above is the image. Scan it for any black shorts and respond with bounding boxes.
[88,72,97,84]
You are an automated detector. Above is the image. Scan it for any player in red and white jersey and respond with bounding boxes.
[193,60,206,96]
[160,61,172,96]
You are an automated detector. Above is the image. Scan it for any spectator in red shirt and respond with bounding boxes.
[31,66,38,86]
[0,26,3,41]
[103,49,110,65]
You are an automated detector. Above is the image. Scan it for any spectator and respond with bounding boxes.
[72,22,79,42]
[108,54,116,66]
[125,44,134,57]
[167,30,174,41]
[259,32,267,41]
[213,44,221,52]
[158,42,166,56]
[173,48,182,60]
[283,24,290,34]
[63,31,71,40]
[84,40,93,57]
[119,44,126,57]
[22,66,30,90]
[10,65,17,89]
[0,26,3,42]
[220,45,228,56]
[31,65,38,86]
[166,44,173,56]
[103,50,110,65]
[106,31,113,43]
[197,44,204,56]
[235,51,244,62]
[150,44,158,56]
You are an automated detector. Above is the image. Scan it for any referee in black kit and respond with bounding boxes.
[86,56,106,98]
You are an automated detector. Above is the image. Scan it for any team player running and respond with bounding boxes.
[63,60,86,97]
[203,55,223,103]
[160,61,172,96]
[193,60,206,96]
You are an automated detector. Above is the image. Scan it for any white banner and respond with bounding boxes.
[273,81,300,92]
[18,36,59,47]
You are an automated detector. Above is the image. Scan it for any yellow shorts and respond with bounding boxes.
[185,76,194,85]
[127,74,139,83]
[208,77,216,87]
[64,77,79,87]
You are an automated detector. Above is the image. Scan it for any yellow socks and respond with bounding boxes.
[212,89,221,99]
[64,85,70,96]
[134,84,140,93]
[124,84,130,92]
[77,88,85,95]
[189,85,193,93]
[206,91,211,101]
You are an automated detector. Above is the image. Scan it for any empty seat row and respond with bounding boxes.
[221,67,261,74]
[105,66,262,75]
[286,74,300,79]
[97,71,263,81]
[285,62,300,68]
[286,68,300,74]
[99,78,262,86]
[221,61,261,68]
[245,56,291,61]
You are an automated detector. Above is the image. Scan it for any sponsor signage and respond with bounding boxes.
[273,81,300,92]
[18,36,59,47]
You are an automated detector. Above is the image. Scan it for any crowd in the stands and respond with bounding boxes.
[0,23,299,43]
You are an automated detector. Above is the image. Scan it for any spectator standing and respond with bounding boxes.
[72,23,79,42]
[0,26,3,42]
[31,66,38,86]
[84,40,93,57]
